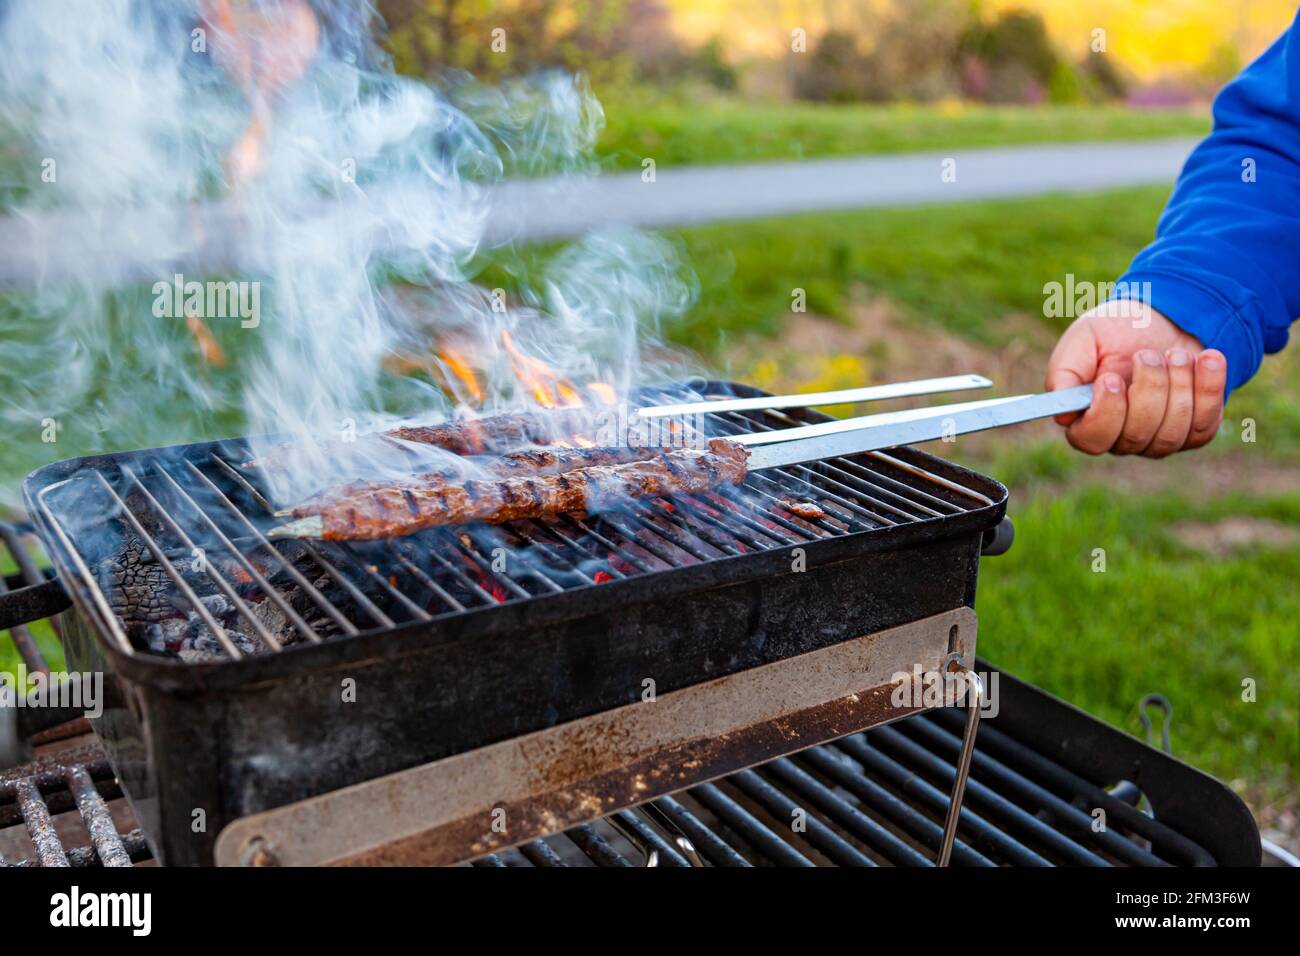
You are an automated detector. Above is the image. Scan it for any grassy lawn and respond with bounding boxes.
[597,98,1209,170]
[977,488,1300,797]
[662,185,1176,352]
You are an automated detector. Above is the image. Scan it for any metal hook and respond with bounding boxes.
[937,667,983,867]
[1138,694,1173,755]
[642,802,705,867]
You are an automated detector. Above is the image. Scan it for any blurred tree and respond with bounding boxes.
[1078,50,1128,101]
[376,0,654,81]
[794,29,867,102]
[1047,59,1081,103]
[961,9,1059,103]
[858,0,977,102]
[1197,40,1241,87]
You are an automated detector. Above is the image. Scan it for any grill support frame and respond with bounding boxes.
[212,607,977,866]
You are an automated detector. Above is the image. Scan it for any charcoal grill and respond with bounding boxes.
[2,381,1019,864]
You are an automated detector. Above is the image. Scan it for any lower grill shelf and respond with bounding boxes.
[1,683,1254,867]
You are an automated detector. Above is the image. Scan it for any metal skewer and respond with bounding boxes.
[733,395,1025,446]
[263,387,1092,540]
[635,374,991,418]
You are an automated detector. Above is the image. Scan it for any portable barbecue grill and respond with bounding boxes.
[0,380,1260,867]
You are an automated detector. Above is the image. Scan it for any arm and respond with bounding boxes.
[1047,13,1300,455]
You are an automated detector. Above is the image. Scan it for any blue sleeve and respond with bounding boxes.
[1114,11,1300,394]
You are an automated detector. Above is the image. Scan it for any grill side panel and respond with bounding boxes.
[67,533,983,865]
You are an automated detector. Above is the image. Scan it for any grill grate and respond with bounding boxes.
[2,713,1221,868]
[0,743,151,868]
[30,387,995,662]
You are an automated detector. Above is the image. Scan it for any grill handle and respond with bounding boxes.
[0,576,72,629]
[980,517,1014,557]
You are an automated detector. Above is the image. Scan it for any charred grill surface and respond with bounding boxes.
[301,438,750,540]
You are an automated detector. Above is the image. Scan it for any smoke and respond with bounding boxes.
[0,0,696,506]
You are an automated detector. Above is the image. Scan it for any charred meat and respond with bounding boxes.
[781,499,826,521]
[271,438,751,540]
[287,445,666,517]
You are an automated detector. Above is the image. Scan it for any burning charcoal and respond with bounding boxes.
[145,618,189,655]
[177,628,264,663]
[251,595,300,647]
[99,536,178,625]
[197,593,232,618]
[99,532,221,626]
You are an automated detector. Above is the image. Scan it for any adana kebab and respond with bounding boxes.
[268,438,750,540]
[281,445,667,517]
[246,408,598,469]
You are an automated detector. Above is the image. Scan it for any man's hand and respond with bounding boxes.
[1045,301,1227,456]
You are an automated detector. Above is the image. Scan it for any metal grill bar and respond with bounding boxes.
[13,779,67,867]
[608,809,692,867]
[157,464,322,645]
[1,740,148,868]
[763,756,940,867]
[0,526,55,673]
[680,782,813,867]
[860,726,1112,866]
[894,716,1166,866]
[1,708,1224,868]
[188,458,359,636]
[925,707,1215,866]
[565,823,633,867]
[800,739,1031,866]
[65,766,131,868]
[123,468,285,654]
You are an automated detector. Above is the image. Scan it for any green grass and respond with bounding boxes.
[661,184,1175,351]
[977,486,1300,797]
[597,99,1210,170]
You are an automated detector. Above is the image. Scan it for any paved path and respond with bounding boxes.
[484,138,1198,243]
[0,138,1198,287]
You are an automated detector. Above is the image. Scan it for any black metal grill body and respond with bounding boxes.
[17,382,1008,865]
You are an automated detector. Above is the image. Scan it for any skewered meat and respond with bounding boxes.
[270,438,750,540]
[287,445,665,517]
[245,408,598,469]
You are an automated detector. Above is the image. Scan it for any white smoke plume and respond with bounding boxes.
[0,0,696,505]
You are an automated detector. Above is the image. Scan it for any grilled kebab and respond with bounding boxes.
[269,438,750,540]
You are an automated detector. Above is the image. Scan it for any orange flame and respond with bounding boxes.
[500,330,582,409]
[587,382,617,406]
[185,311,227,367]
[203,0,320,189]
[439,347,484,404]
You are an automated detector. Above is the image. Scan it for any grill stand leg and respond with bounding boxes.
[936,670,984,867]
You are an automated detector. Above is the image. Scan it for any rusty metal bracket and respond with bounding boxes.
[215,607,977,867]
